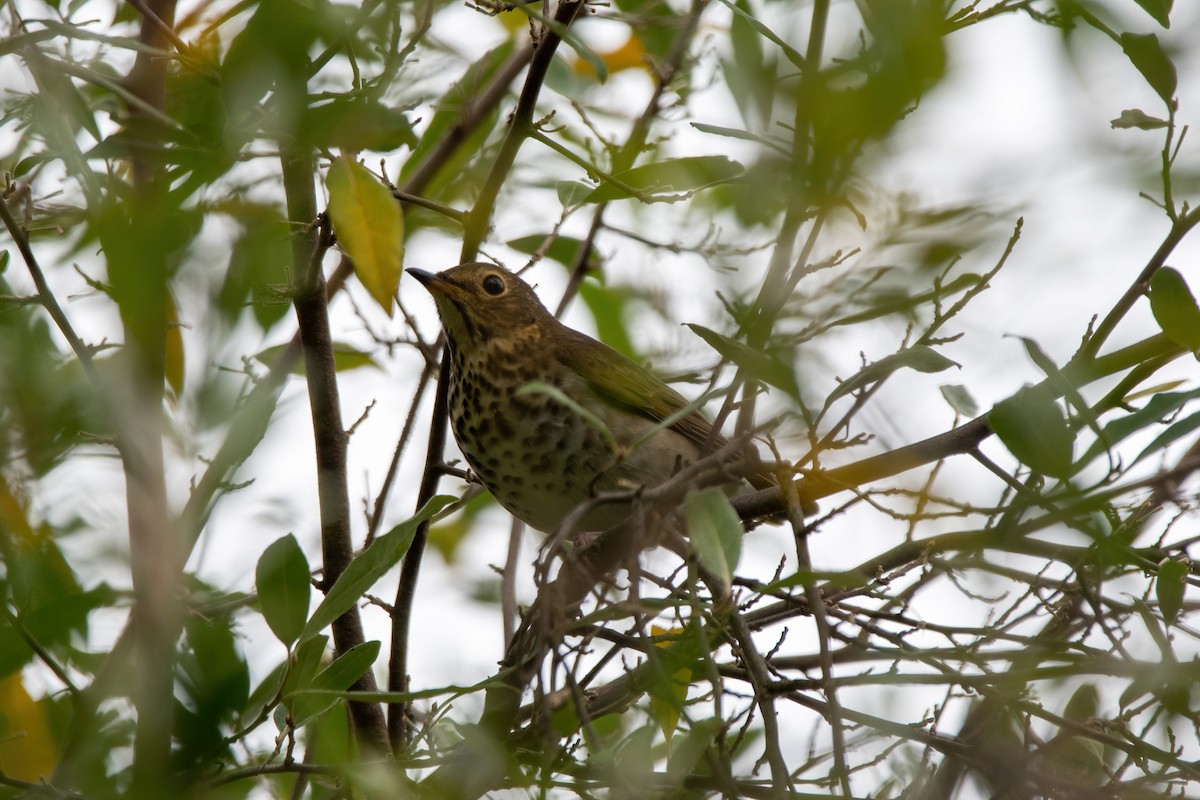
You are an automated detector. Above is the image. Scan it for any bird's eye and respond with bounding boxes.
[482,274,506,296]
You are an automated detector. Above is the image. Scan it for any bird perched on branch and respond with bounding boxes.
[408,262,778,534]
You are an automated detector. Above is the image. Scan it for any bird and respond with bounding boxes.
[408,262,775,535]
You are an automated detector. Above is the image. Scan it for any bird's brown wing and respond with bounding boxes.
[555,327,724,452]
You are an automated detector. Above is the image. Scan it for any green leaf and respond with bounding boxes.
[690,123,779,148]
[668,717,723,781]
[282,635,328,700]
[687,323,799,399]
[940,384,979,417]
[289,640,381,727]
[1110,108,1170,130]
[326,156,404,315]
[990,386,1075,479]
[1063,684,1099,722]
[1131,0,1172,28]
[255,341,381,374]
[398,40,512,193]
[1120,32,1177,104]
[220,0,322,116]
[723,0,775,126]
[302,97,417,152]
[241,659,287,727]
[219,205,291,330]
[301,496,455,642]
[556,180,594,208]
[715,0,804,69]
[827,346,960,406]
[579,280,636,358]
[1078,387,1200,467]
[1156,557,1188,624]
[180,613,251,716]
[613,725,656,775]
[685,488,743,593]
[1133,410,1200,465]
[1149,267,1200,351]
[585,156,744,203]
[506,233,592,269]
[256,534,311,647]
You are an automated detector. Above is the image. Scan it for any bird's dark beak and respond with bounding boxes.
[407,268,463,300]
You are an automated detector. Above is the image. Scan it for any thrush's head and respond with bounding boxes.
[407,263,553,354]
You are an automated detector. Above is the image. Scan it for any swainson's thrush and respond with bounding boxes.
[409,263,770,533]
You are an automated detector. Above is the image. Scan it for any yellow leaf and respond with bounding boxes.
[648,626,692,743]
[574,34,646,76]
[0,674,58,782]
[0,475,35,542]
[326,157,404,315]
[495,8,527,34]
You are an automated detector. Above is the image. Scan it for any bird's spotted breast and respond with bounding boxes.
[447,336,625,532]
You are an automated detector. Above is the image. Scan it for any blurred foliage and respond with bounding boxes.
[0,0,1198,797]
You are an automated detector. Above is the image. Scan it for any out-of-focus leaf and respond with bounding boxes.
[1132,411,1200,466]
[723,0,775,126]
[0,674,58,782]
[1078,387,1200,467]
[327,156,404,314]
[827,346,959,406]
[585,157,744,203]
[572,34,645,78]
[255,342,381,374]
[399,41,514,196]
[506,233,594,270]
[609,0,677,58]
[1156,557,1188,624]
[256,534,311,647]
[940,384,979,417]
[218,204,292,330]
[825,274,984,329]
[612,725,656,775]
[578,281,638,358]
[180,613,251,725]
[691,122,781,149]
[556,180,593,208]
[990,385,1075,479]
[221,0,323,120]
[716,0,804,68]
[1111,109,1170,130]
[1132,0,1171,27]
[302,97,417,152]
[426,492,492,564]
[241,659,287,728]
[685,488,743,594]
[301,496,455,642]
[32,56,100,142]
[1063,684,1100,722]
[668,717,722,780]
[1120,32,1177,104]
[687,323,799,399]
[1149,267,1200,351]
